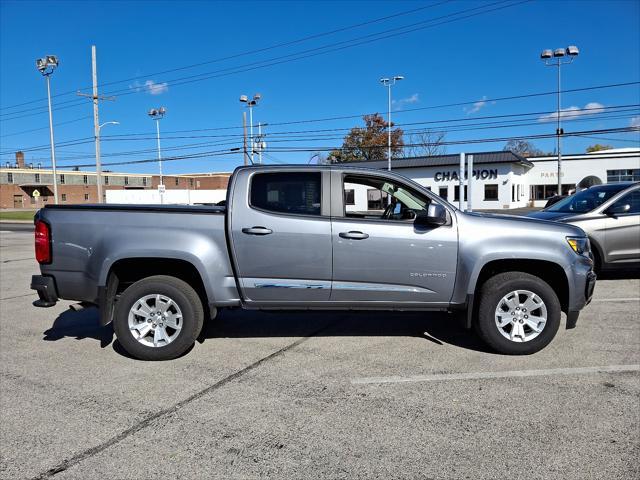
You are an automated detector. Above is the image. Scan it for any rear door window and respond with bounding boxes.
[250,172,321,216]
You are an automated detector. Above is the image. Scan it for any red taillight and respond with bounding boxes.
[35,220,51,264]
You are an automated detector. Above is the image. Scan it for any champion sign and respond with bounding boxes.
[434,169,498,182]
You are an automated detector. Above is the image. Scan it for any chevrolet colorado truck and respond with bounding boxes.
[31,165,596,360]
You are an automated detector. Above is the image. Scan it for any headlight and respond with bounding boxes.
[566,236,590,256]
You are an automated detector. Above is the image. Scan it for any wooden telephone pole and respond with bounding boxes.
[77,46,115,203]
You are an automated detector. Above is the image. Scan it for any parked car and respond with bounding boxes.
[544,194,568,208]
[31,165,596,360]
[528,182,640,272]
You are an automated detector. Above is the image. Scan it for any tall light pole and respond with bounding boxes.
[540,45,579,197]
[148,107,166,204]
[95,121,119,202]
[239,93,261,164]
[380,75,404,171]
[36,55,60,204]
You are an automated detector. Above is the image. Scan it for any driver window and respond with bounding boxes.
[343,174,431,221]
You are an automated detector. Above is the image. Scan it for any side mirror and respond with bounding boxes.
[606,203,630,216]
[415,203,447,227]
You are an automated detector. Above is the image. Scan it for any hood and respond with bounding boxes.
[526,210,574,221]
[462,211,585,237]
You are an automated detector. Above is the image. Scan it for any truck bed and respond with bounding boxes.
[37,203,237,308]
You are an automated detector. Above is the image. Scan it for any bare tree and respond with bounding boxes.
[503,139,543,157]
[406,130,446,157]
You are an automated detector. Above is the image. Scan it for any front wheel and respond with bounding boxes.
[113,275,204,360]
[475,272,561,355]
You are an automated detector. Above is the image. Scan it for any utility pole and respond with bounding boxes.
[256,122,264,165]
[243,111,249,165]
[459,152,465,210]
[77,46,115,203]
[239,93,261,164]
[467,155,474,212]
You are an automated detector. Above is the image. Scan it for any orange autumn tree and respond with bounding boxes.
[329,113,404,163]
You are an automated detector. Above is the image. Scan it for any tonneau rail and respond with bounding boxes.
[42,204,226,214]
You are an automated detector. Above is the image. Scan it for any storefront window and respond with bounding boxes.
[367,189,388,210]
[484,184,498,201]
[438,186,448,200]
[530,184,575,200]
[344,189,355,205]
[454,185,467,201]
[607,169,640,182]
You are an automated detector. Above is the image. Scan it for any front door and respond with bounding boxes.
[330,171,458,305]
[229,170,332,303]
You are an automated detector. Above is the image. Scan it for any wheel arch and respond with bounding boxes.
[99,257,210,326]
[464,259,569,329]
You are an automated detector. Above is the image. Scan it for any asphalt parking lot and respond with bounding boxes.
[1,228,638,480]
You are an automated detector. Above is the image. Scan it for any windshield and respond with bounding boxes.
[546,184,629,213]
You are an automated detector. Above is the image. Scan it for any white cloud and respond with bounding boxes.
[144,80,168,95]
[538,102,605,122]
[630,116,640,128]
[392,93,419,110]
[129,79,169,95]
[465,96,488,114]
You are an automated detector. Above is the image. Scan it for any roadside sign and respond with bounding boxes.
[32,189,40,198]
[158,184,166,194]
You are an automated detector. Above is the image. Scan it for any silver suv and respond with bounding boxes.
[528,182,640,272]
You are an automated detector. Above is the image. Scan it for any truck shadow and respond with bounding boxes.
[43,307,114,348]
[43,307,492,358]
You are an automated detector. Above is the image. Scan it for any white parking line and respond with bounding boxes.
[351,364,640,385]
[591,298,640,302]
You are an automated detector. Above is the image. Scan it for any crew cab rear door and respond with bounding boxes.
[228,168,332,304]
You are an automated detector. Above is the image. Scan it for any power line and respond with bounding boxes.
[0,1,451,112]
[32,126,639,170]
[3,103,637,157]
[0,116,92,138]
[0,0,529,120]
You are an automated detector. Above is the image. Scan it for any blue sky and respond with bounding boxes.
[1,0,639,175]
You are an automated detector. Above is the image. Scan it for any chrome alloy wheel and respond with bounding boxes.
[128,294,183,347]
[494,290,547,343]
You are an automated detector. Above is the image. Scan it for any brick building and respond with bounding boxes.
[0,151,230,209]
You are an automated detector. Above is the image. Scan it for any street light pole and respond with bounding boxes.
[37,55,60,204]
[96,121,119,203]
[45,75,59,204]
[379,76,404,171]
[540,46,579,197]
[148,107,166,203]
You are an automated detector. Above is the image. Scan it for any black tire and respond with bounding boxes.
[113,275,204,361]
[475,272,561,355]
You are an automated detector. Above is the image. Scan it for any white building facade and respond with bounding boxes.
[346,148,639,210]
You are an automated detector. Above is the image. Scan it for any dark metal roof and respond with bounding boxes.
[338,150,533,169]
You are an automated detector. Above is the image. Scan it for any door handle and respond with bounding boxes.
[242,226,273,235]
[339,231,369,240]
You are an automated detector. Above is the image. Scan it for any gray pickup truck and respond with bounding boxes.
[31,165,596,360]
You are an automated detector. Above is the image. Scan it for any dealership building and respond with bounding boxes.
[348,148,639,210]
[1,148,638,210]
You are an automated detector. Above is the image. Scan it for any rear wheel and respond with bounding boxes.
[475,272,561,355]
[113,275,204,360]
